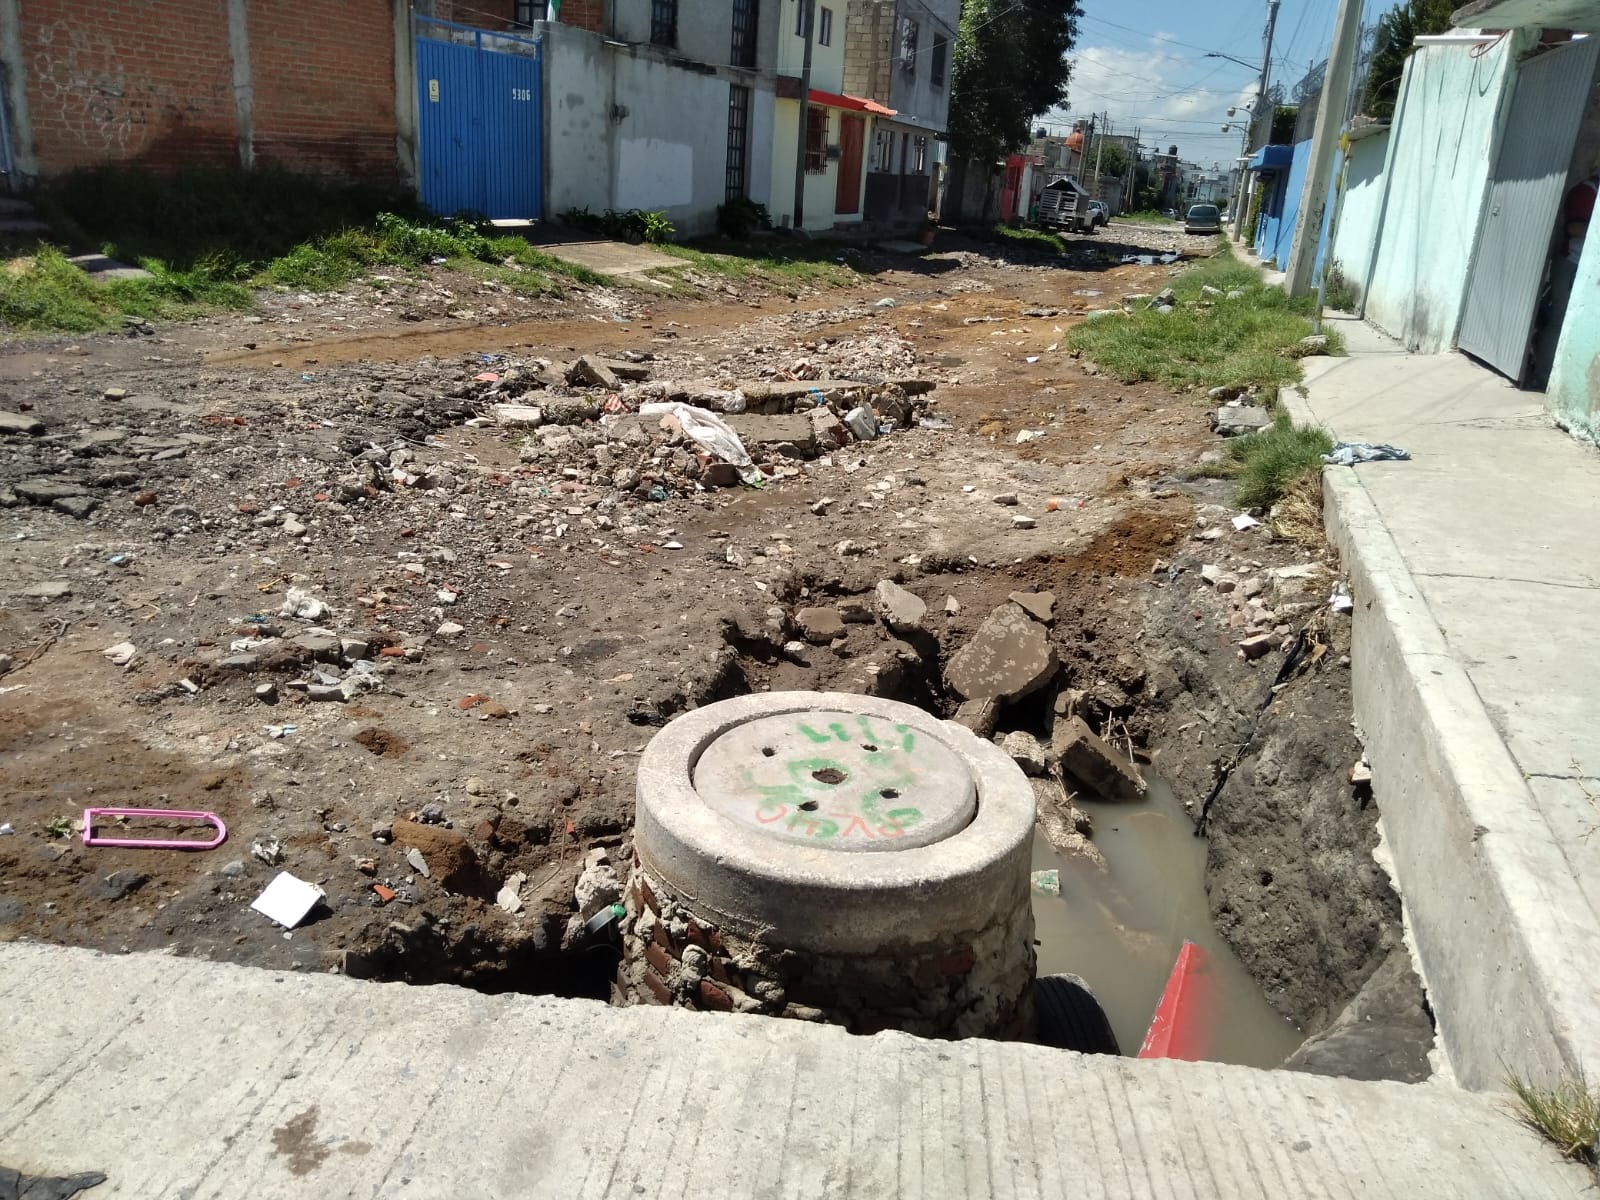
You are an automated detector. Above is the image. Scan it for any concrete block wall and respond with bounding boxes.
[617,863,1036,1039]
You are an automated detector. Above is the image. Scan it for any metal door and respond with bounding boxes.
[415,18,543,220]
[1458,37,1599,381]
[835,115,865,216]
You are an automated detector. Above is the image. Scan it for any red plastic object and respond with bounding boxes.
[81,807,228,851]
[1138,940,1219,1061]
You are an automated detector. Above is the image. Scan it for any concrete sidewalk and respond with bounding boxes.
[0,942,1590,1199]
[1285,316,1600,1089]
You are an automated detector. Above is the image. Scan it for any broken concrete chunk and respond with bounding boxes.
[1032,777,1108,870]
[574,850,623,920]
[1000,730,1049,777]
[0,411,45,436]
[1053,716,1146,802]
[875,580,926,634]
[795,606,845,644]
[491,403,544,428]
[1007,590,1055,624]
[946,604,1058,704]
[22,580,73,600]
[837,597,873,624]
[953,698,1000,739]
[1213,406,1271,436]
[566,355,622,390]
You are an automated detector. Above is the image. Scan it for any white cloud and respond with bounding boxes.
[1041,39,1259,166]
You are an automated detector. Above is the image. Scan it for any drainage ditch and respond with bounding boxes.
[344,552,1433,1081]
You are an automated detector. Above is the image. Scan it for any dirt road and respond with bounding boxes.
[0,230,1424,1068]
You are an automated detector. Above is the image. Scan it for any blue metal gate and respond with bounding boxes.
[415,17,542,220]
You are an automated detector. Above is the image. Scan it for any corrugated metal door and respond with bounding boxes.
[415,19,543,220]
[478,48,541,219]
[1458,38,1599,381]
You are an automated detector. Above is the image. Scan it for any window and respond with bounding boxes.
[818,6,833,46]
[651,0,677,47]
[805,108,828,174]
[874,128,894,172]
[931,33,948,88]
[899,17,919,75]
[731,0,758,68]
[726,85,751,201]
[794,0,809,36]
[913,135,928,174]
[513,0,548,25]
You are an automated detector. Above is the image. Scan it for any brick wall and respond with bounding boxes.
[10,0,605,180]
[19,0,238,174]
[247,0,398,176]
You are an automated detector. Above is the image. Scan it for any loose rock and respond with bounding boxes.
[946,604,1058,704]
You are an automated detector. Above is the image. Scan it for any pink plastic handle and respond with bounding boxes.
[81,807,228,850]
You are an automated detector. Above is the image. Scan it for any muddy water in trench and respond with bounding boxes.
[1031,777,1304,1069]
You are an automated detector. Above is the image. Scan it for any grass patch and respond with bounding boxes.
[656,241,864,288]
[1228,409,1334,510]
[1508,1072,1600,1163]
[4,166,610,334]
[0,246,253,333]
[1118,210,1176,224]
[992,223,1067,254]
[1067,244,1341,392]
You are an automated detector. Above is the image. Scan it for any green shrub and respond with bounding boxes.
[717,198,772,239]
[1228,409,1334,510]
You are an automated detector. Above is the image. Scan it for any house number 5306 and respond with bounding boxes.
[511,87,532,101]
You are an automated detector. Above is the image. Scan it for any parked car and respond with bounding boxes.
[1184,203,1221,234]
[1087,200,1109,229]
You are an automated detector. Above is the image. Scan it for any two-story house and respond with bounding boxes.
[767,0,896,232]
[538,0,783,235]
[842,0,960,230]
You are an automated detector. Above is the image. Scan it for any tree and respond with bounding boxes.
[1364,0,1475,118]
[948,0,1082,163]
[1087,139,1129,180]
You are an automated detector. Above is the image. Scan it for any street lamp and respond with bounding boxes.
[1205,51,1260,71]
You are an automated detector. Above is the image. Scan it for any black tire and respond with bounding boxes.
[1034,973,1122,1055]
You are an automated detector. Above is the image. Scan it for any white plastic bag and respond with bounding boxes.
[640,402,760,484]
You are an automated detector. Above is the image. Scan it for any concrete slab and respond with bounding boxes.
[0,943,1589,1199]
[535,238,681,277]
[1286,320,1600,1088]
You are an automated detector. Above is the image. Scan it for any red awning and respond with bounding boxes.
[807,89,896,118]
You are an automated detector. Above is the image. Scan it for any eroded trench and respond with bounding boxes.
[343,549,1435,1082]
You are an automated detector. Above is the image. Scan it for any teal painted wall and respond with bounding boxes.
[1547,217,1600,441]
[1329,129,1390,308]
[1362,37,1515,353]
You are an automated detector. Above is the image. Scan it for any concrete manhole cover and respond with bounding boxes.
[692,709,977,851]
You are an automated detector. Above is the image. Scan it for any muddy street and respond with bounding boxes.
[0,236,1423,1074]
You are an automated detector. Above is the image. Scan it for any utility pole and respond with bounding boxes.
[1231,0,1280,243]
[1092,112,1106,199]
[792,0,816,231]
[1283,0,1362,295]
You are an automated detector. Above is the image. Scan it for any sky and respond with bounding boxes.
[1044,0,1395,169]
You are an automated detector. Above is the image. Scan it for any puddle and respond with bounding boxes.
[1031,776,1303,1068]
[1117,251,1182,266]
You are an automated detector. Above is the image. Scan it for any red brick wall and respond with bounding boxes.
[20,0,238,174]
[14,0,604,180]
[246,0,399,177]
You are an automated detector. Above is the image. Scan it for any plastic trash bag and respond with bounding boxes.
[1323,442,1411,466]
[639,402,760,484]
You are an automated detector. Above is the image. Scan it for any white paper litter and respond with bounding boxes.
[103,641,137,667]
[1232,514,1261,531]
[250,871,324,929]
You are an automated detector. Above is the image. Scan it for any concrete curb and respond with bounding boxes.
[1,942,1592,1199]
[1284,385,1600,1089]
